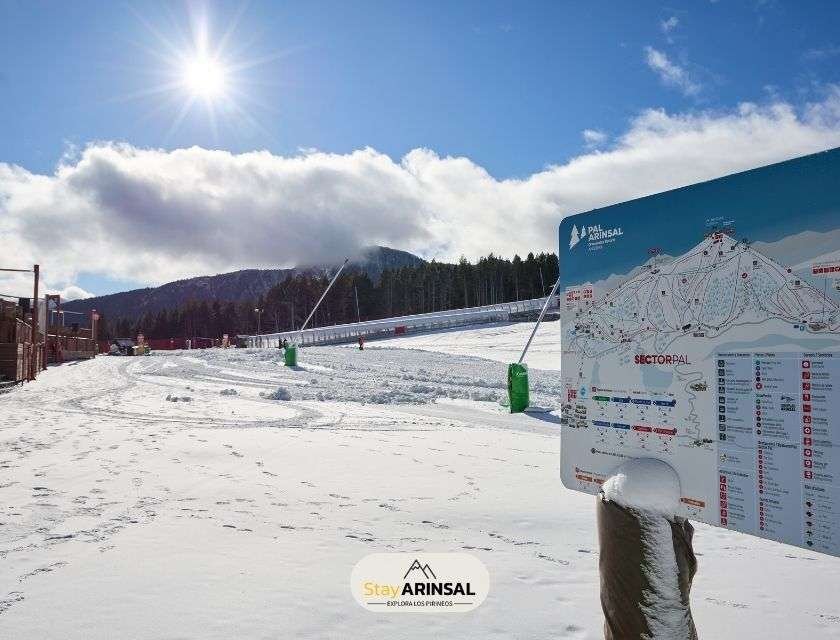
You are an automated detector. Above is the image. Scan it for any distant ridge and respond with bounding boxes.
[63,246,424,322]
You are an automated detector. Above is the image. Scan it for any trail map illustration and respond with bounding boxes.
[559,148,840,556]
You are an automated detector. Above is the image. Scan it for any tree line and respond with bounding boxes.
[99,252,559,340]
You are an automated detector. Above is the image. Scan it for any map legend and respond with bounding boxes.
[716,352,840,553]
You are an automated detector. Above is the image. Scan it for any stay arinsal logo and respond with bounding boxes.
[351,553,489,613]
[570,222,623,250]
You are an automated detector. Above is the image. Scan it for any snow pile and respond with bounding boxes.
[601,458,680,516]
[260,387,292,401]
[175,346,558,408]
[165,394,192,402]
[469,389,502,402]
[219,388,238,396]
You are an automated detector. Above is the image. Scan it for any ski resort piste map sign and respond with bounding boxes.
[559,147,840,557]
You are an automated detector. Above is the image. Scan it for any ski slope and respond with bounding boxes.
[1,325,839,639]
[362,321,562,370]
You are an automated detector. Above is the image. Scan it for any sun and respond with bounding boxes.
[182,54,227,99]
[124,6,286,142]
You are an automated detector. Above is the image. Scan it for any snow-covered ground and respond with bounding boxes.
[361,320,562,370]
[2,323,840,639]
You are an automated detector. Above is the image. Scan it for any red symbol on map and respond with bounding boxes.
[804,449,813,457]
[804,437,812,446]
[802,371,811,380]
[803,382,811,390]
[804,471,813,479]
[804,460,813,468]
[755,383,763,390]
[803,426,812,435]
[803,393,811,401]
[803,404,812,413]
[721,517,728,525]
[803,415,812,424]
[802,360,811,368]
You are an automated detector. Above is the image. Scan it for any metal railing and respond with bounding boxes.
[239,296,557,348]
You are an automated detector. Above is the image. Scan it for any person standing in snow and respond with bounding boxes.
[358,335,364,350]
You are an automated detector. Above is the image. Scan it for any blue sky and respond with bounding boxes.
[3,0,839,179]
[1,1,840,298]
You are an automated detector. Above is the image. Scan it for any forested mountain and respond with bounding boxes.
[63,246,423,322]
[97,252,558,340]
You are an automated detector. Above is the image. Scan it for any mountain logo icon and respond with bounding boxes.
[570,224,582,249]
[403,559,437,580]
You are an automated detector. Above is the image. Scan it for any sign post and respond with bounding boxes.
[558,148,840,632]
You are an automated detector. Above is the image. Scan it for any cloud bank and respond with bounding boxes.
[2,88,840,297]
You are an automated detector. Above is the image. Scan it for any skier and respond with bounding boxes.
[358,335,365,350]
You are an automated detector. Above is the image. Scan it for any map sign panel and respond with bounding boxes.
[559,147,840,556]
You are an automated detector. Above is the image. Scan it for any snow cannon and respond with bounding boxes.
[507,363,529,413]
[284,343,298,367]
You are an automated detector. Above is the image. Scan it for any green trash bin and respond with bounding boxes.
[284,343,298,367]
[507,362,529,413]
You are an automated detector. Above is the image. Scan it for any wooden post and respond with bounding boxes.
[598,459,697,639]
[43,294,49,370]
[30,264,39,380]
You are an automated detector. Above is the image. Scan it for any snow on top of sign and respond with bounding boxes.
[601,458,681,516]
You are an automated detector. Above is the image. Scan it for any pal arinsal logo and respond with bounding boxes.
[570,222,623,251]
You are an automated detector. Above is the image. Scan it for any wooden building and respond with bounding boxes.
[0,298,43,384]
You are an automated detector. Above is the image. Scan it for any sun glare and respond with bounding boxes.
[182,54,227,98]
[125,7,282,142]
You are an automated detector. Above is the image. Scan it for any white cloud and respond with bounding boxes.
[2,89,840,296]
[644,46,701,96]
[661,16,679,33]
[582,129,608,148]
[57,285,95,301]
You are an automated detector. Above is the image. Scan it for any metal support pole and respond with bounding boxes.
[517,277,561,364]
[354,284,361,324]
[298,258,349,339]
